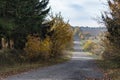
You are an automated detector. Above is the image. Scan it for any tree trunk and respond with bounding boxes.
[2,38,5,48]
[7,37,11,49]
[0,38,2,49]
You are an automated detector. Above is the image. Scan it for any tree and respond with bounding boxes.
[0,0,50,49]
[0,0,16,48]
[102,0,120,61]
[13,0,50,49]
[14,0,50,34]
[0,19,15,48]
[48,13,73,58]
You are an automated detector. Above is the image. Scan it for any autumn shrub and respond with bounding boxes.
[49,14,73,58]
[24,35,52,61]
[83,40,103,57]
[83,40,95,51]
[91,44,104,56]
[102,37,120,62]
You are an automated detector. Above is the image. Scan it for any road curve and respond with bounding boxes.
[5,41,103,80]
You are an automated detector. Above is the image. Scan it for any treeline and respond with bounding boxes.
[0,0,73,65]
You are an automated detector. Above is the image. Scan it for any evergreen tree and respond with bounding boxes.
[0,0,50,49]
[13,0,50,49]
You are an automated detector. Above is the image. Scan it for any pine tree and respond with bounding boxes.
[14,0,50,34]
[13,0,50,49]
[0,0,50,49]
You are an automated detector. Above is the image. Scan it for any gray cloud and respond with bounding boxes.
[49,0,106,27]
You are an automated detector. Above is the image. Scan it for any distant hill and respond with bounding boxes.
[72,26,107,40]
[80,27,107,37]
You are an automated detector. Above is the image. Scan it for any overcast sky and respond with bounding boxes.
[49,0,107,27]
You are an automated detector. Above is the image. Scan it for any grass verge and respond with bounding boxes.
[0,55,71,78]
[96,60,120,80]
[87,52,120,80]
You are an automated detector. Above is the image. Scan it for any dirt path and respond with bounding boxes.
[4,41,104,80]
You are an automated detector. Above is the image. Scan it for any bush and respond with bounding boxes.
[83,40,95,51]
[0,49,14,65]
[0,49,24,65]
[83,39,104,57]
[102,37,120,62]
[24,35,52,61]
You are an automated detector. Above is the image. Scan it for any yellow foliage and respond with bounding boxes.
[49,13,73,57]
[102,37,120,61]
[83,40,95,51]
[24,13,73,60]
[24,35,52,60]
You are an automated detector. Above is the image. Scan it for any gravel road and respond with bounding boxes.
[4,41,104,80]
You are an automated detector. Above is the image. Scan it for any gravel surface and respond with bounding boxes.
[4,41,104,80]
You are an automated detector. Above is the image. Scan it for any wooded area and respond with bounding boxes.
[0,0,73,65]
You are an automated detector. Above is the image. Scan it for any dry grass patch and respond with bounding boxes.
[96,60,120,80]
